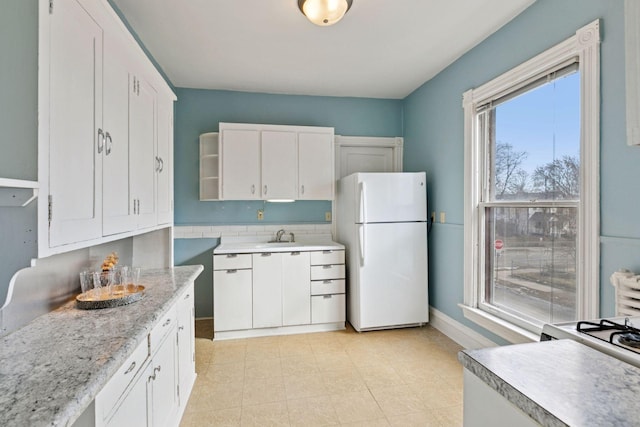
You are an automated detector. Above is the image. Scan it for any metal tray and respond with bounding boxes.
[76,285,145,310]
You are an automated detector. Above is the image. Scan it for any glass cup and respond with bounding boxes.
[128,267,141,293]
[79,270,93,294]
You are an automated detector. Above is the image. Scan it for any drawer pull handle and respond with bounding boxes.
[184,293,190,299]
[322,250,332,254]
[323,280,332,284]
[226,269,238,274]
[323,265,332,269]
[227,254,238,258]
[179,326,185,331]
[261,253,272,257]
[124,361,136,375]
[291,251,301,255]
[148,374,156,383]
[163,318,171,327]
[154,365,161,375]
[323,295,332,299]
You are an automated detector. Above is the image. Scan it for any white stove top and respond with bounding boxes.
[541,316,640,368]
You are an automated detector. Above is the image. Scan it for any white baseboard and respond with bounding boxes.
[429,307,497,349]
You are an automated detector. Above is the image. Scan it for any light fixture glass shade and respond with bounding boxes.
[298,0,352,26]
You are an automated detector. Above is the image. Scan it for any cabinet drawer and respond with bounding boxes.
[311,279,345,295]
[310,250,344,265]
[311,294,346,324]
[96,337,149,422]
[150,306,177,355]
[214,253,252,270]
[310,264,345,281]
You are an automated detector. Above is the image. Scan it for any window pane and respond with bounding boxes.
[491,72,580,201]
[485,206,577,326]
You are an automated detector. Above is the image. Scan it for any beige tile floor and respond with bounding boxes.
[180,320,464,427]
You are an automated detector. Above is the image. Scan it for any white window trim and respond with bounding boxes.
[461,20,601,343]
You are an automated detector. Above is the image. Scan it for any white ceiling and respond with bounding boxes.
[111,0,535,99]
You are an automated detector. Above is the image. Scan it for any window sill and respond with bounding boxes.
[459,304,540,344]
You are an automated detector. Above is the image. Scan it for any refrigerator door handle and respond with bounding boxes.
[358,224,365,266]
[359,181,367,224]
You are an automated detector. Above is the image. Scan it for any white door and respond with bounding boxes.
[356,222,428,330]
[213,269,252,331]
[299,132,334,200]
[177,287,195,407]
[103,34,133,236]
[49,0,103,247]
[156,98,173,225]
[261,131,297,200]
[282,252,311,326]
[105,363,150,427]
[129,76,157,229]
[355,173,427,223]
[220,129,260,199]
[339,146,395,179]
[150,333,178,427]
[252,253,283,328]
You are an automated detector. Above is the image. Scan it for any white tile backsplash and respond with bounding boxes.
[174,224,333,240]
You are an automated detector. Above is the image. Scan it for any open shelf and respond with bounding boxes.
[199,133,219,200]
[0,178,39,207]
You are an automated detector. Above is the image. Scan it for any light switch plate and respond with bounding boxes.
[440,212,446,223]
[325,211,332,221]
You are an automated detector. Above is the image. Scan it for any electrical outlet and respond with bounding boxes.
[325,211,332,221]
[440,212,446,224]
[257,209,264,220]
[431,211,436,223]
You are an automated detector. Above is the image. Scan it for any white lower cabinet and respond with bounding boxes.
[213,248,344,338]
[252,253,283,328]
[282,252,311,326]
[95,284,195,427]
[213,254,253,331]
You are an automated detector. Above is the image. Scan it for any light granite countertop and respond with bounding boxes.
[0,265,203,427]
[459,339,640,426]
[214,239,344,254]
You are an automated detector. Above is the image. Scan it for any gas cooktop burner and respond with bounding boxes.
[618,332,640,348]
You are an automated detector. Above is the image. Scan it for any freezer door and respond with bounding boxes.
[354,222,429,330]
[355,172,427,223]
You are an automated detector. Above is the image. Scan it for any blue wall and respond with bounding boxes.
[174,89,403,316]
[1,0,37,181]
[403,0,633,342]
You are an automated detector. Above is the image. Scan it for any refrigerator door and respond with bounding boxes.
[353,221,428,330]
[355,172,427,223]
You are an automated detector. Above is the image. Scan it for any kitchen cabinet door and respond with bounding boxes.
[177,284,195,408]
[282,252,311,326]
[261,131,297,200]
[102,33,134,236]
[213,269,253,331]
[149,328,179,427]
[104,363,150,427]
[298,132,334,200]
[156,97,173,225]
[252,253,283,328]
[220,129,260,200]
[129,76,157,229]
[48,0,103,247]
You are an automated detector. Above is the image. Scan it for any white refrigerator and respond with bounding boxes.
[336,172,429,332]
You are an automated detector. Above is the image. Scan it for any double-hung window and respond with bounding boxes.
[462,20,600,342]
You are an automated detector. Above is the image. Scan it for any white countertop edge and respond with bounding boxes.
[214,240,344,254]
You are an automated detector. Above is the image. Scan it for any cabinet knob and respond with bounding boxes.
[105,132,113,156]
[124,361,136,375]
[97,128,105,154]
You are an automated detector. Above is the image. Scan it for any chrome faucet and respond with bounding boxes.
[289,232,295,243]
[275,229,286,242]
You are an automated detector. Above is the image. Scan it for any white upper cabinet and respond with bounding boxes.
[219,129,261,200]
[129,75,157,229]
[218,123,334,201]
[299,132,334,200]
[48,0,103,247]
[156,97,174,225]
[261,131,297,200]
[42,0,176,255]
[102,32,134,236]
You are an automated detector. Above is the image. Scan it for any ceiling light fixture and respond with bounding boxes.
[298,0,353,26]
